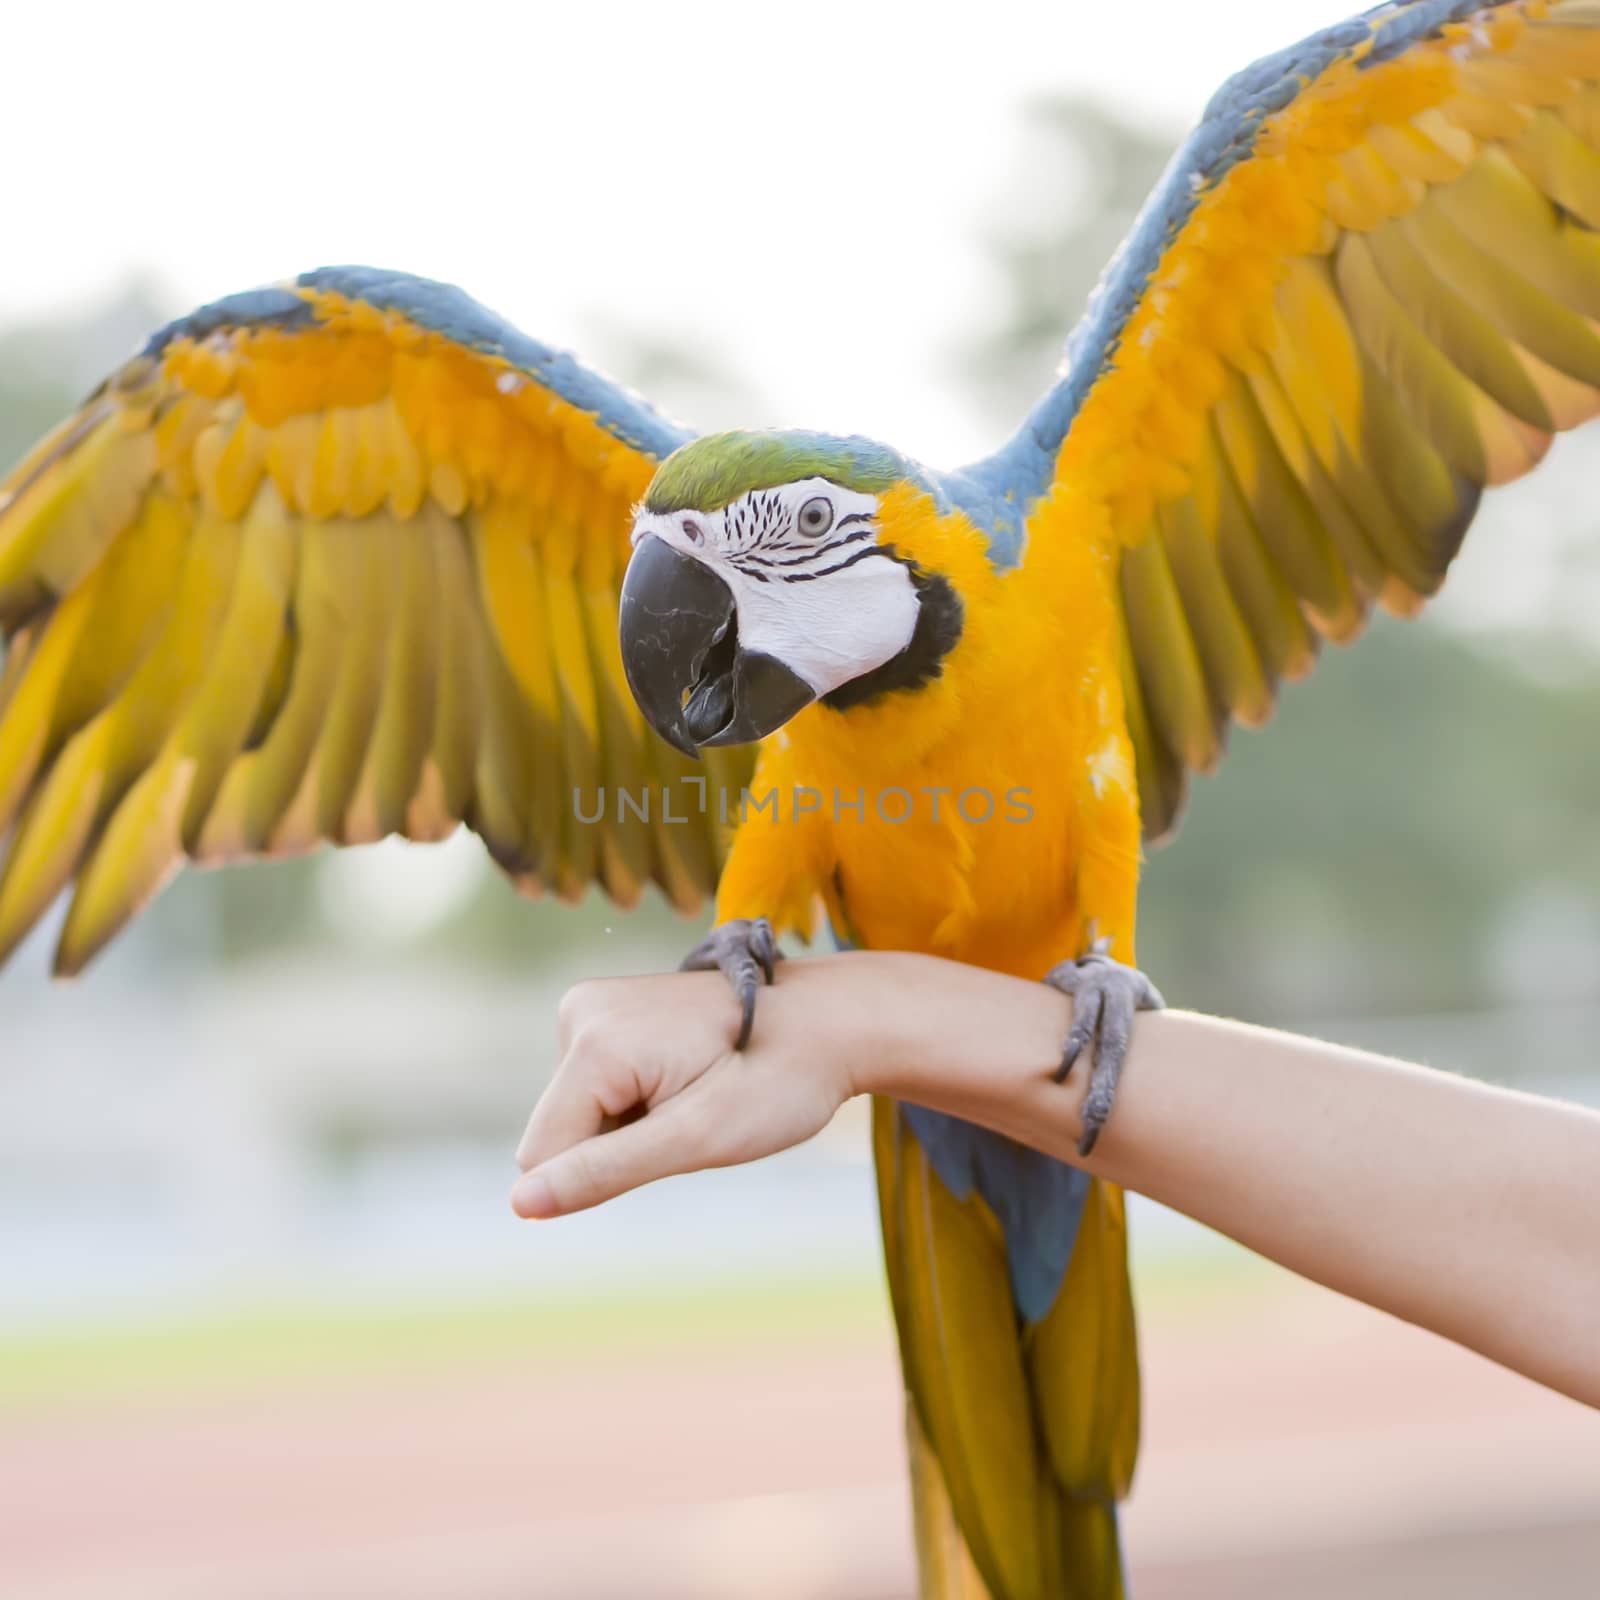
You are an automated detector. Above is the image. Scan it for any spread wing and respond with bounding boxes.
[0,267,753,974]
[985,0,1600,840]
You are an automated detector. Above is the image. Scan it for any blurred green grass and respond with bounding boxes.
[0,1246,1279,1419]
[0,1273,888,1417]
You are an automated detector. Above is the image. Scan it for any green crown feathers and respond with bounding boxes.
[644,430,908,514]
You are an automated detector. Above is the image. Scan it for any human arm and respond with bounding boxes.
[512,951,1600,1409]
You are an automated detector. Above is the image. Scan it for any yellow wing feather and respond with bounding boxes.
[1028,0,1600,839]
[0,277,751,973]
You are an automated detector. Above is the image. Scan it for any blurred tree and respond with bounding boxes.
[956,96,1173,430]
[581,314,766,436]
[0,280,172,473]
[1139,619,1600,1021]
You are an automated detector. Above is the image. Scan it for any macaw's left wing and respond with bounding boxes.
[0,267,754,975]
[983,0,1600,841]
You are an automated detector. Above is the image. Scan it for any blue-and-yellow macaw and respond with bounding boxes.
[3,1,1600,1592]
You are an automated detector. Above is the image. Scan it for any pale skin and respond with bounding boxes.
[513,952,1600,1410]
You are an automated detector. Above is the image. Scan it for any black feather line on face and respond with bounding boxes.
[737,523,877,570]
[783,544,885,582]
[820,559,964,712]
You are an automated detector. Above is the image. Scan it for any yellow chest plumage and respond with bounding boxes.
[714,480,1144,978]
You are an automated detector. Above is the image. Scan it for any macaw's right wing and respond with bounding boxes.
[0,267,754,975]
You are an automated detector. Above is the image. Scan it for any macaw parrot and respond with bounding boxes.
[3,0,1599,1591]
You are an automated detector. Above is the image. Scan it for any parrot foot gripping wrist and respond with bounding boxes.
[680,917,782,1052]
[1044,941,1165,1157]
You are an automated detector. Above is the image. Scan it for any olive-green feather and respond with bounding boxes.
[644,430,908,514]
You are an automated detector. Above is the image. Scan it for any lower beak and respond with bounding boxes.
[619,534,817,754]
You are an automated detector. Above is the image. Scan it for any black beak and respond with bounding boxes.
[619,535,817,755]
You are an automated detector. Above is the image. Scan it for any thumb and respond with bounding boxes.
[511,1096,711,1218]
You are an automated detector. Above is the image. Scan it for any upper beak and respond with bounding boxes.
[619,534,817,754]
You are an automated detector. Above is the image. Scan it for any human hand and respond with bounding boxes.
[511,965,859,1219]
[511,950,1081,1220]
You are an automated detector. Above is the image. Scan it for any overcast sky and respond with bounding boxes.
[7,0,1596,647]
[7,0,1360,464]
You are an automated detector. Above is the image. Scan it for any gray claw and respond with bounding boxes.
[680,916,782,1049]
[1043,945,1164,1157]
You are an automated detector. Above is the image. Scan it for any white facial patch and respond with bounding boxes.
[632,476,920,699]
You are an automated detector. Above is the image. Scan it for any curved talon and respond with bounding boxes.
[1042,948,1165,1157]
[680,916,782,1050]
[1054,984,1104,1082]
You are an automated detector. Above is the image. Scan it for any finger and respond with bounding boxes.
[512,1097,707,1219]
[516,1053,626,1172]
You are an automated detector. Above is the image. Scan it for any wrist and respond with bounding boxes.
[776,950,931,1101]
[806,952,1087,1146]
[838,951,950,1100]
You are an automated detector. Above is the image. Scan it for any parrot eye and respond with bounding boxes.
[796,496,834,538]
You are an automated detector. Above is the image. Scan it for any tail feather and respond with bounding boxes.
[905,1404,992,1600]
[1027,1176,1141,1498]
[874,1098,1138,1600]
[876,1097,1052,1596]
[1056,1501,1128,1600]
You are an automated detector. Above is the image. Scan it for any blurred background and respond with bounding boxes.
[3,2,1599,1596]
